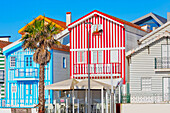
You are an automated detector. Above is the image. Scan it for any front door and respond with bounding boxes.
[163,77,170,101]
[24,83,34,105]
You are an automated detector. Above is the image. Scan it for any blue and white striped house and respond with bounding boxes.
[2,39,70,108]
[1,15,71,108]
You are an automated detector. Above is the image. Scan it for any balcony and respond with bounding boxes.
[74,63,121,76]
[14,68,39,81]
[155,57,170,71]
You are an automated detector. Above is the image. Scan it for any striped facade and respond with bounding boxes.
[3,42,52,107]
[0,48,5,98]
[69,11,126,83]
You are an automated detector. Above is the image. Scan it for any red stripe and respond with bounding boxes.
[123,49,125,84]
[81,23,83,49]
[95,16,96,48]
[115,24,116,47]
[109,21,111,48]
[70,31,72,78]
[78,24,80,49]
[118,25,119,47]
[86,20,88,49]
[98,16,99,48]
[112,22,114,48]
[92,17,94,48]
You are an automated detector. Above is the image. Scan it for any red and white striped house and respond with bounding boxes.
[66,10,148,84]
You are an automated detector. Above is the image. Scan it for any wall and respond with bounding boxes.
[129,37,170,102]
[121,104,170,113]
[125,25,148,52]
[53,49,70,99]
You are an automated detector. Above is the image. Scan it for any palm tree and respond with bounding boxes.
[21,17,61,113]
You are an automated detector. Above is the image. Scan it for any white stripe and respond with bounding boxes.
[77,25,78,49]
[113,23,115,47]
[80,23,81,49]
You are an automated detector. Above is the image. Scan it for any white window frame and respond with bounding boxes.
[10,56,16,67]
[77,51,85,63]
[91,51,103,63]
[110,50,118,63]
[141,77,152,91]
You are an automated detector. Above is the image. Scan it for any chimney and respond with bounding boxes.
[66,12,71,26]
[167,12,170,22]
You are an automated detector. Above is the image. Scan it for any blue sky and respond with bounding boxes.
[0,0,170,42]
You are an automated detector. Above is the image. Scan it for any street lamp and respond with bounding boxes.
[85,22,93,113]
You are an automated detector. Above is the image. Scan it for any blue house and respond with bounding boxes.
[1,15,70,108]
[2,40,70,108]
[131,12,167,31]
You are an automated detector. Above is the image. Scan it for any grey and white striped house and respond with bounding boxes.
[126,19,170,103]
[0,37,11,98]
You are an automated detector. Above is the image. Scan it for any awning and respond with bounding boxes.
[95,78,123,88]
[74,79,112,89]
[45,79,79,91]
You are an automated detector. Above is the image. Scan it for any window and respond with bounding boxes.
[92,51,103,63]
[0,70,4,80]
[141,77,152,91]
[63,57,66,68]
[78,51,85,63]
[25,56,33,67]
[10,57,16,67]
[111,50,118,63]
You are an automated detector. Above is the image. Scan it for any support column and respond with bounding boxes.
[72,90,75,113]
[85,89,87,113]
[119,85,121,103]
[101,88,104,113]
[66,98,68,113]
[106,90,108,113]
[48,90,50,104]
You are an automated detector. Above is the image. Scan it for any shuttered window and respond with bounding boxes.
[92,51,103,63]
[78,51,85,63]
[10,57,16,67]
[111,50,118,63]
[141,77,152,91]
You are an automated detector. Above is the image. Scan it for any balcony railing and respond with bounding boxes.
[74,63,121,75]
[14,68,39,79]
[155,57,170,69]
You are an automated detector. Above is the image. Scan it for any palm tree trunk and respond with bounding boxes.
[38,64,45,113]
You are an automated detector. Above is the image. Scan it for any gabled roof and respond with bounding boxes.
[126,21,170,57]
[0,40,12,49]
[18,15,66,35]
[68,10,148,32]
[131,12,167,26]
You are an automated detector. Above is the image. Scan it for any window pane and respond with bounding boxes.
[93,51,97,63]
[98,51,103,63]
[78,51,84,63]
[63,57,66,68]
[142,77,151,91]
[10,57,16,67]
[111,50,118,62]
[78,52,80,62]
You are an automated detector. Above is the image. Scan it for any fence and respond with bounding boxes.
[130,93,170,103]
[74,63,121,75]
